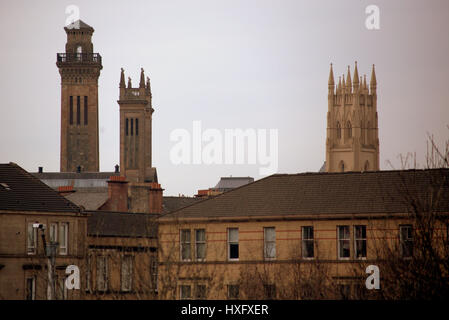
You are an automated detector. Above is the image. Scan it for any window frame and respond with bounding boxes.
[25,276,36,300]
[399,224,413,259]
[179,284,192,300]
[227,284,240,300]
[180,229,192,261]
[59,222,68,255]
[302,226,314,259]
[121,255,133,292]
[354,225,367,259]
[227,228,239,261]
[96,255,108,292]
[27,223,37,255]
[195,229,206,261]
[337,225,351,260]
[264,227,276,260]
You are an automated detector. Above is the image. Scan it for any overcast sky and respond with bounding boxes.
[1,0,448,196]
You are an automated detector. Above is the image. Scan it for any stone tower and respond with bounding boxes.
[118,68,155,183]
[57,20,102,172]
[325,62,379,172]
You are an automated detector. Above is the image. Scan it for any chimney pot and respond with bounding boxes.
[38,167,43,173]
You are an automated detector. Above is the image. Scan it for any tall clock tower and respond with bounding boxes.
[57,20,102,172]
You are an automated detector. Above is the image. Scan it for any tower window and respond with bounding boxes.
[84,96,88,125]
[69,96,73,125]
[76,45,82,61]
[340,161,345,172]
[135,118,139,136]
[131,119,134,136]
[76,96,80,125]
[337,122,341,139]
[125,118,129,136]
[346,121,352,138]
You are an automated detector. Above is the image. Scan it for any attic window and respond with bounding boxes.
[0,183,11,190]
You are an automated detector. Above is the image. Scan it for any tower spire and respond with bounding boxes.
[120,68,125,88]
[370,64,377,93]
[139,68,145,88]
[127,77,132,88]
[353,61,359,91]
[346,66,352,91]
[328,63,335,86]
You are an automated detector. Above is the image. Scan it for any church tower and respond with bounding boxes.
[325,62,379,172]
[118,68,156,183]
[57,20,102,172]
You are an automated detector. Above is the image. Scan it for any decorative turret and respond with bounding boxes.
[370,64,377,94]
[328,63,335,95]
[346,66,352,92]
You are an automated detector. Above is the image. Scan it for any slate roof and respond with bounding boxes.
[162,169,449,220]
[88,211,157,238]
[0,163,80,213]
[214,177,254,191]
[162,196,202,214]
[65,20,94,31]
[65,191,109,211]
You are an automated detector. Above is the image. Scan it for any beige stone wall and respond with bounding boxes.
[157,215,435,299]
[0,210,88,300]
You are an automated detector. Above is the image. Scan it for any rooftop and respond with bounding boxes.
[162,169,449,220]
[0,163,80,213]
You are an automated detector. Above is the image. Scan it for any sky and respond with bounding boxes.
[0,0,448,196]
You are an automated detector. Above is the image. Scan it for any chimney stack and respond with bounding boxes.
[104,176,129,212]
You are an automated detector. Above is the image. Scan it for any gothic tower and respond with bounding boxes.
[325,62,379,172]
[57,20,102,172]
[118,68,155,183]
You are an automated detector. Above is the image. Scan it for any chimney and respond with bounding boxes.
[58,185,75,196]
[38,166,43,173]
[148,182,164,214]
[105,176,129,212]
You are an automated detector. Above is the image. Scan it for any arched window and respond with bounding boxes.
[337,122,341,139]
[364,161,370,172]
[339,161,345,172]
[367,121,371,144]
[346,121,352,139]
[76,45,82,61]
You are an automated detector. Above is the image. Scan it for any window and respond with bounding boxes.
[27,223,37,255]
[150,255,158,291]
[337,121,341,139]
[302,226,314,258]
[264,284,276,300]
[49,223,57,243]
[135,118,139,136]
[131,118,134,136]
[364,161,370,172]
[195,284,207,299]
[25,276,36,300]
[180,285,191,300]
[228,228,239,260]
[76,96,80,125]
[338,226,350,259]
[96,256,108,292]
[59,223,68,255]
[180,229,191,261]
[84,96,88,125]
[121,255,133,292]
[400,225,413,258]
[227,285,239,299]
[264,227,276,259]
[195,229,206,261]
[354,225,367,258]
[346,121,352,138]
[69,96,73,125]
[86,254,92,293]
[339,161,345,172]
[125,118,129,136]
[56,276,68,300]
